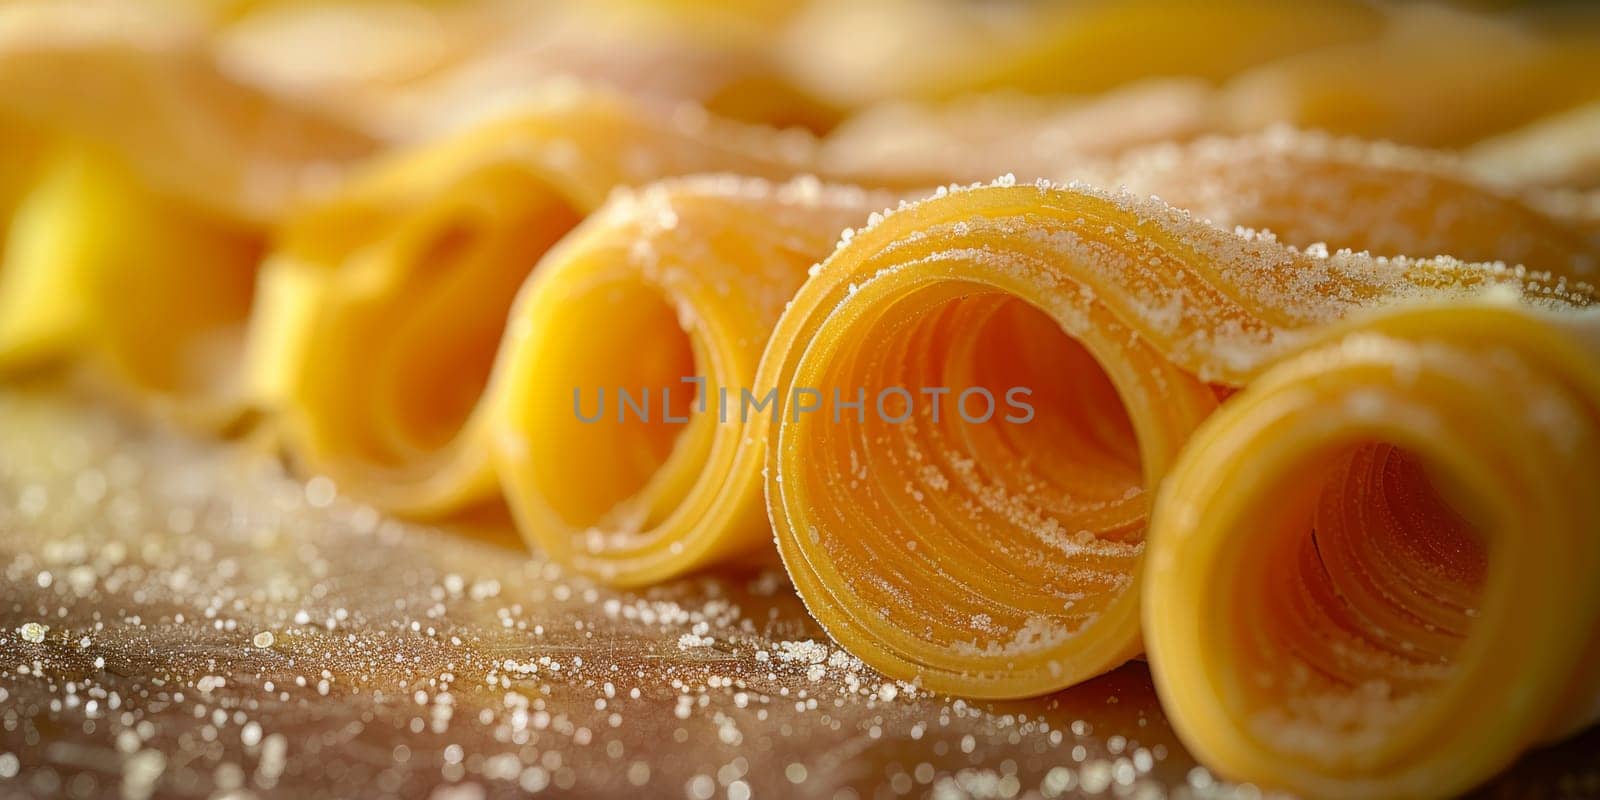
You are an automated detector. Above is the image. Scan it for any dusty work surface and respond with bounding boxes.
[0,386,1596,799]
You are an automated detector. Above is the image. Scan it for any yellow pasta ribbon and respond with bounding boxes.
[249,92,817,517]
[489,175,891,584]
[0,1,373,420]
[1466,102,1600,190]
[1083,129,1600,279]
[1143,301,1600,799]
[780,0,1382,109]
[1223,5,1600,147]
[757,181,1594,699]
[216,0,838,140]
[0,144,261,421]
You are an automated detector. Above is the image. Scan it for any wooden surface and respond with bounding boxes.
[0,385,1594,799]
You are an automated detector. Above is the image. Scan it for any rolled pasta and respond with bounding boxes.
[757,180,1594,699]
[0,145,261,421]
[248,91,817,517]
[827,108,1600,270]
[1143,301,1600,799]
[1080,129,1600,280]
[490,175,891,584]
[0,2,373,421]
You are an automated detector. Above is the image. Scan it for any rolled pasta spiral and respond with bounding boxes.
[470,131,1600,588]
[490,175,892,584]
[0,3,372,421]
[2,4,1599,796]
[0,145,261,421]
[247,91,818,516]
[757,180,1595,699]
[1143,302,1600,799]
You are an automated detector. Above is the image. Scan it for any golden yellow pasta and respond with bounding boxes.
[490,175,892,584]
[216,0,837,140]
[0,2,372,420]
[780,0,1382,109]
[1466,102,1600,190]
[248,91,818,517]
[1143,300,1600,799]
[756,180,1594,699]
[825,116,1600,274]
[0,145,260,419]
[819,79,1221,187]
[1223,5,1600,147]
[4,4,1599,797]
[1083,129,1600,280]
[477,129,1599,586]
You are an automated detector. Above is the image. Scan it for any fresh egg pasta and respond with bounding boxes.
[247,91,818,517]
[0,4,1597,798]
[756,180,1594,699]
[1144,301,1600,799]
[491,175,891,584]
[0,3,372,422]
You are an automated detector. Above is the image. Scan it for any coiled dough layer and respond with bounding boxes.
[247,91,817,516]
[1144,302,1600,799]
[758,180,1595,698]
[0,3,372,423]
[490,176,891,585]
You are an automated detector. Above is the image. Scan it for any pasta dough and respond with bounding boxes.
[491,175,891,584]
[247,91,819,517]
[1143,301,1600,799]
[2,4,1599,797]
[0,2,372,421]
[0,145,260,421]
[1080,130,1600,279]
[756,179,1594,699]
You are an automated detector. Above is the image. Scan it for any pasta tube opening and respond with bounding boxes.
[774,282,1153,697]
[1216,441,1490,759]
[506,277,700,537]
[493,177,886,585]
[762,181,1593,704]
[263,164,582,515]
[249,92,820,518]
[1144,307,1600,798]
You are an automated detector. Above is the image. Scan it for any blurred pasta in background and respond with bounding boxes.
[3,1,1600,798]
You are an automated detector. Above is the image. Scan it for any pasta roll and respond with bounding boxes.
[489,176,890,585]
[0,145,260,420]
[249,92,817,517]
[1143,301,1600,799]
[0,2,372,419]
[828,110,1600,273]
[757,181,1595,699]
